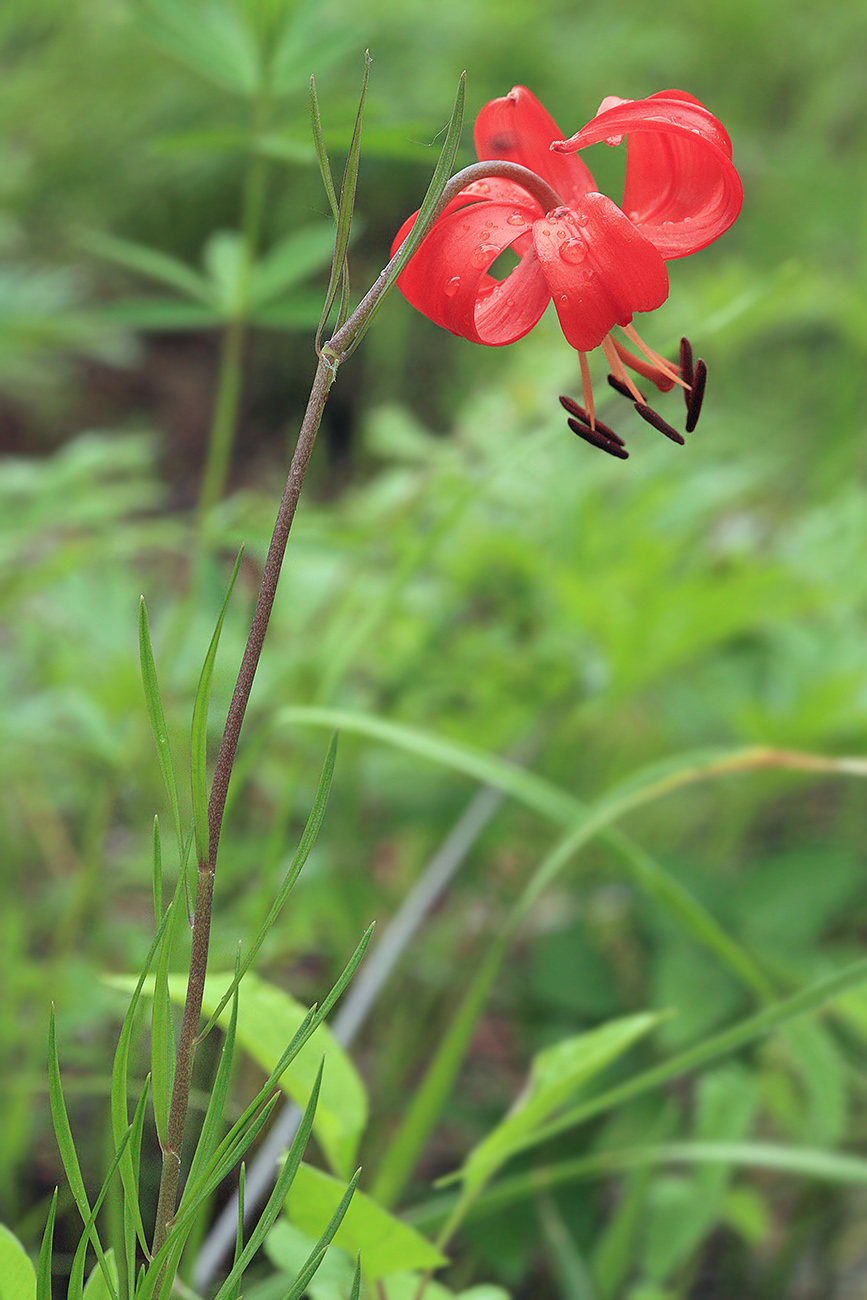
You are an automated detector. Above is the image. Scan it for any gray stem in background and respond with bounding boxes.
[193,778,508,1291]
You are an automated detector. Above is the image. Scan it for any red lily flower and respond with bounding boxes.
[392,86,742,457]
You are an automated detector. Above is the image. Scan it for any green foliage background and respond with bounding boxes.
[2,0,867,1296]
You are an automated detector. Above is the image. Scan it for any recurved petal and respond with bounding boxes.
[393,200,551,345]
[532,195,669,352]
[474,85,597,210]
[552,91,743,259]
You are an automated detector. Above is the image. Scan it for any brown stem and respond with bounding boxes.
[151,356,334,1255]
[149,154,562,1261]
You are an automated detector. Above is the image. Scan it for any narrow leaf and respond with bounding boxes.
[191,548,243,864]
[109,903,173,1255]
[36,1190,57,1300]
[338,71,466,360]
[308,76,339,222]
[315,51,370,351]
[139,598,184,858]
[48,1009,116,1294]
[198,733,339,1039]
[186,974,241,1193]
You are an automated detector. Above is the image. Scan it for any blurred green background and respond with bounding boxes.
[3,0,867,1296]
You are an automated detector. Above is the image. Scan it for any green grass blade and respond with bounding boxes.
[496,955,867,1164]
[151,866,191,1148]
[109,905,173,1254]
[186,975,240,1192]
[151,817,163,926]
[36,1189,58,1300]
[139,598,184,859]
[48,1008,116,1293]
[315,51,370,352]
[281,1172,361,1300]
[190,549,244,865]
[67,1121,131,1300]
[197,734,338,1039]
[80,231,215,303]
[210,1062,327,1300]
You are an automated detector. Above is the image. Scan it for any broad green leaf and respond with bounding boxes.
[267,7,358,96]
[461,1014,661,1197]
[137,0,262,97]
[82,1251,119,1300]
[265,1220,354,1300]
[250,226,343,307]
[98,299,223,331]
[249,293,327,331]
[203,231,247,321]
[284,1164,447,1280]
[80,232,214,303]
[107,971,366,1176]
[0,1225,35,1300]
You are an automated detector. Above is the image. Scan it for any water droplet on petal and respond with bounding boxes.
[470,243,499,268]
[506,212,526,226]
[605,133,624,146]
[558,293,569,305]
[559,238,586,264]
[444,275,461,297]
[556,228,567,239]
[575,212,589,227]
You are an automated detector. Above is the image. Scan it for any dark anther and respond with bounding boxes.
[634,402,685,446]
[685,359,707,433]
[607,373,646,404]
[679,336,695,392]
[559,395,624,446]
[567,417,629,459]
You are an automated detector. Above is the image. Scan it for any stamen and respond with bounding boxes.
[612,340,676,393]
[634,402,685,445]
[578,350,595,429]
[601,335,645,403]
[679,336,695,392]
[685,359,707,432]
[620,323,688,390]
[559,396,624,446]
[567,417,629,459]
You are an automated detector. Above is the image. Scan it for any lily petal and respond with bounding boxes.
[553,91,743,259]
[532,195,669,352]
[475,85,597,210]
[393,200,550,345]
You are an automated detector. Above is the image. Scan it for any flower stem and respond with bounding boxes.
[150,153,563,1267]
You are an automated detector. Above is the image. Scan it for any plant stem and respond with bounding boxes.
[150,154,564,1264]
[152,354,335,1256]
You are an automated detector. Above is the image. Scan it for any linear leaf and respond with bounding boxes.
[198,733,338,1039]
[139,598,183,858]
[210,1063,327,1300]
[109,904,173,1254]
[191,549,243,864]
[48,1009,116,1297]
[315,52,370,350]
[337,71,466,360]
[186,974,241,1193]
[36,1189,57,1300]
[250,225,341,307]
